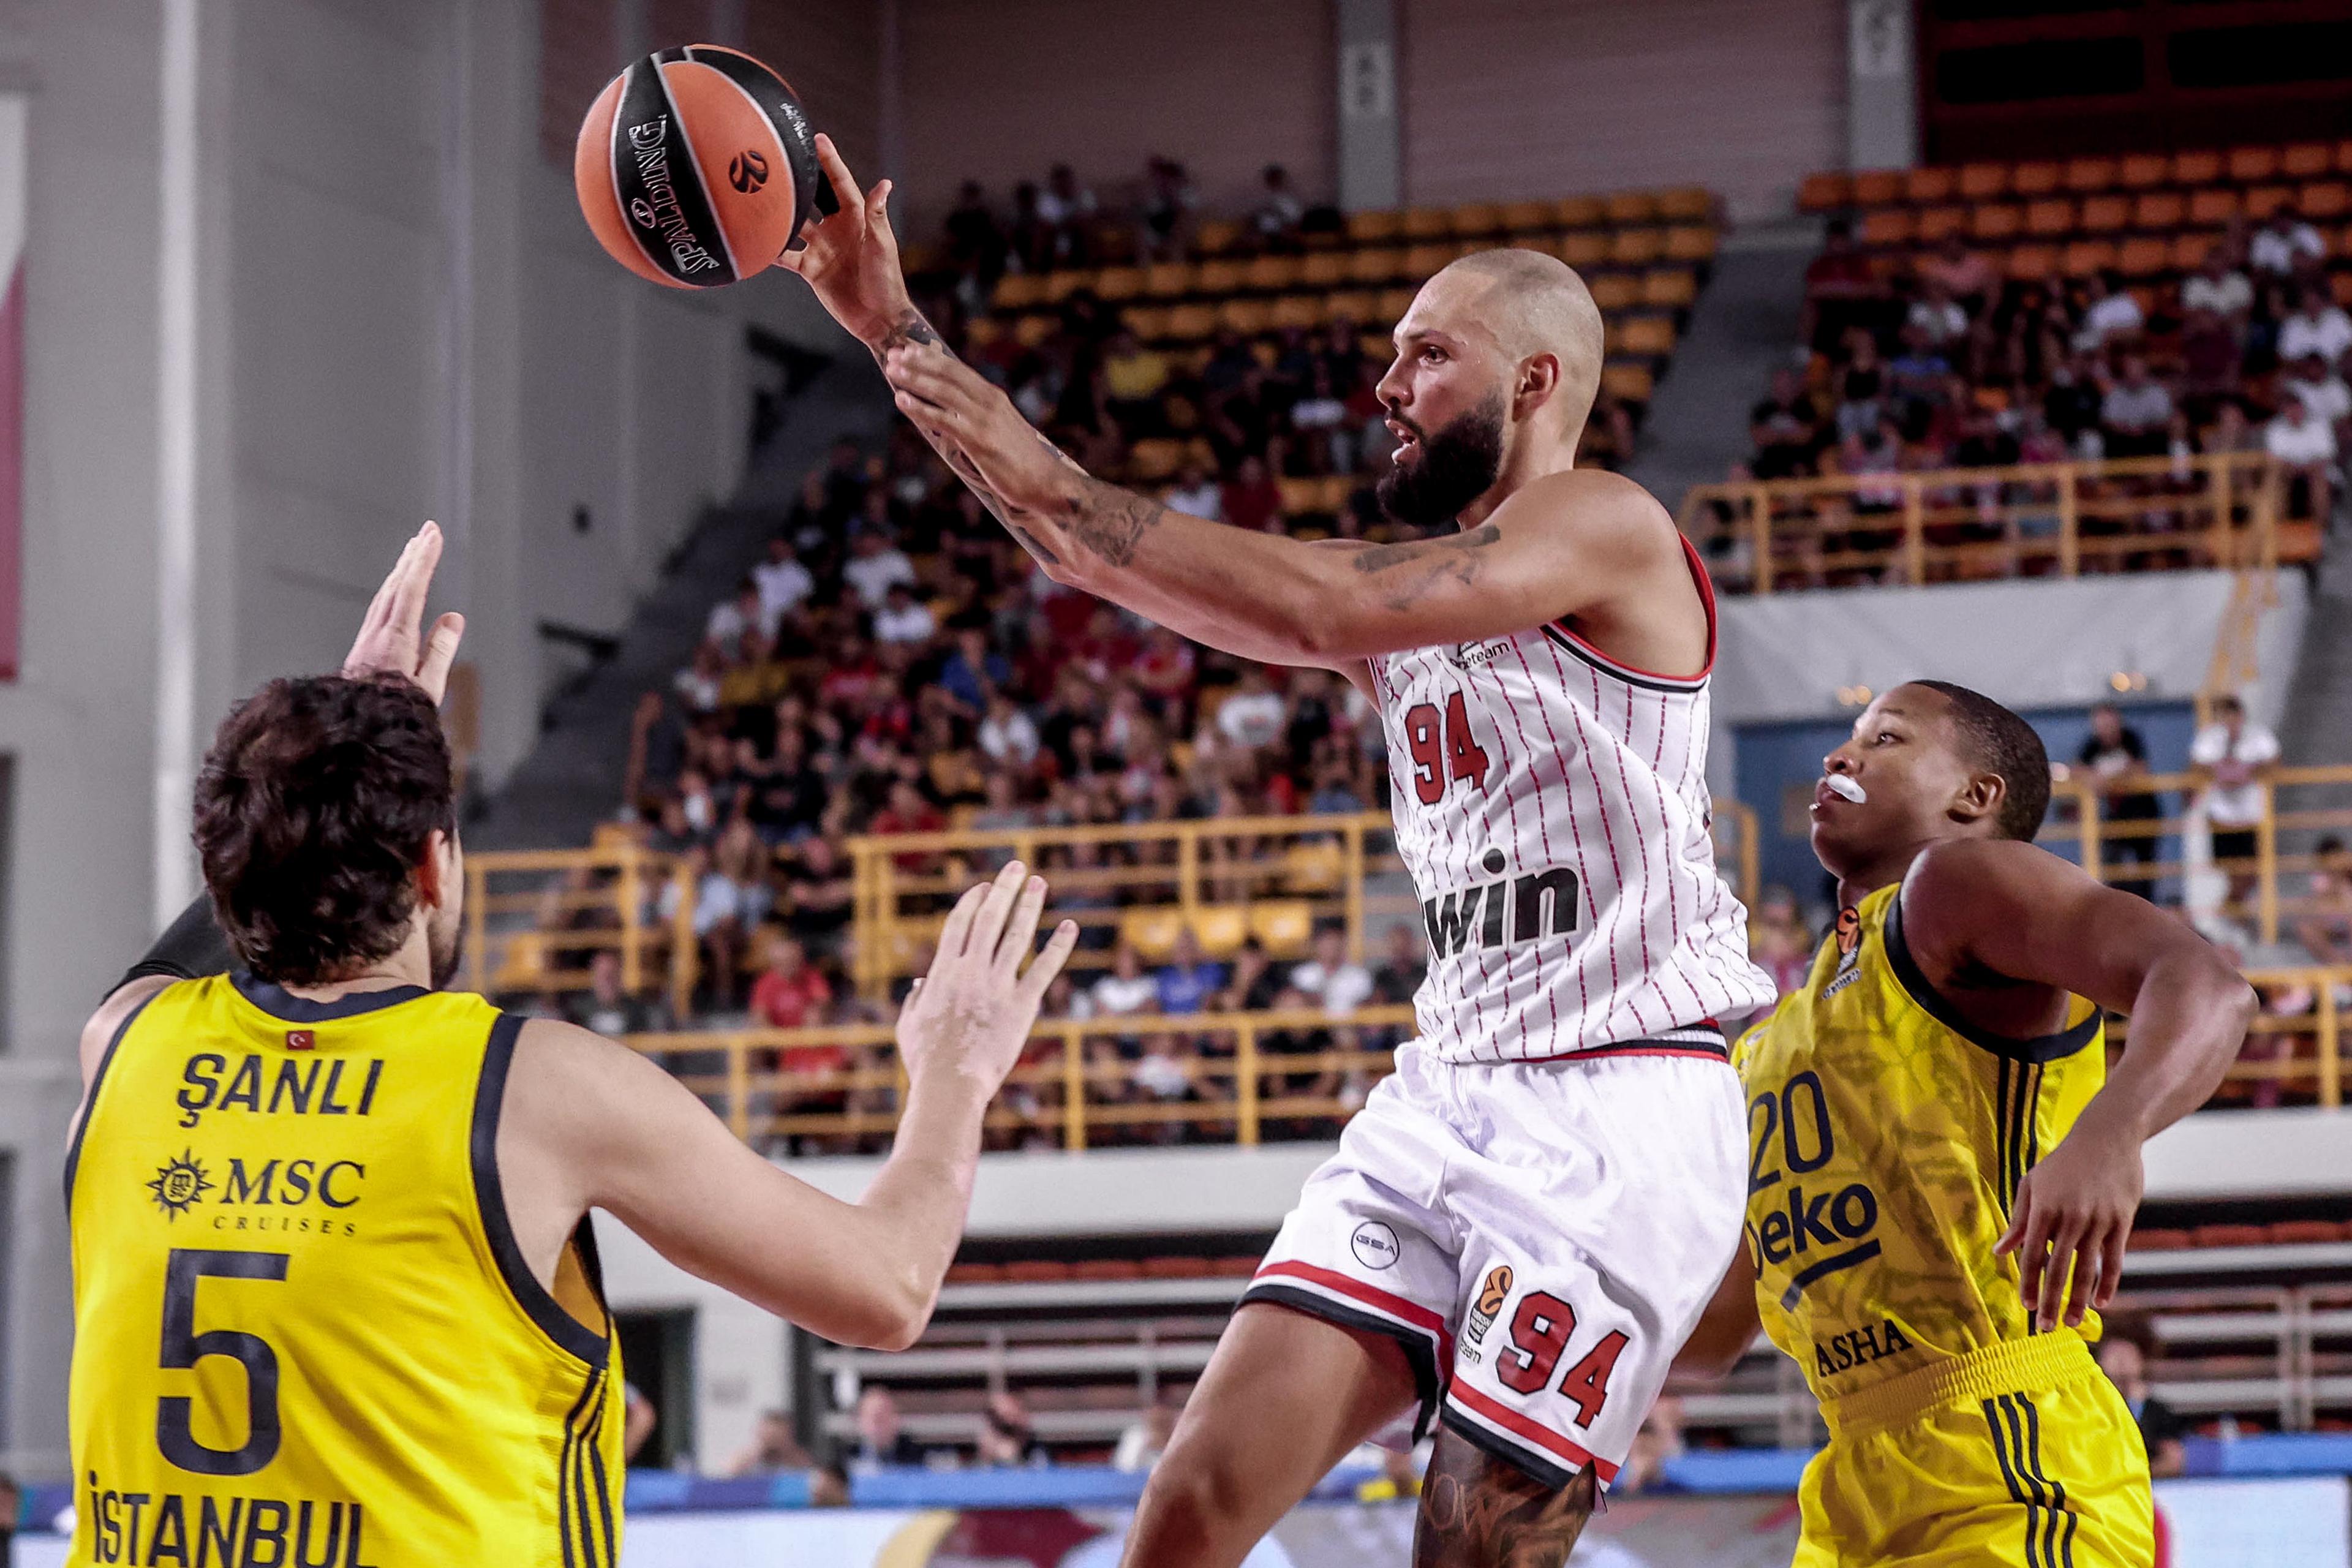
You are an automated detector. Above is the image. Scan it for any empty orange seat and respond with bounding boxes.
[2188,188,2242,225]
[1243,255,1300,292]
[1325,288,1376,325]
[1588,273,1640,311]
[1345,209,1401,245]
[1798,172,1851,212]
[1373,285,1417,322]
[2339,139,2352,175]
[2119,153,2169,189]
[2079,195,2130,233]
[1917,206,1969,244]
[1642,268,1698,309]
[1959,162,2010,200]
[1196,258,1246,293]
[1608,228,1665,266]
[2006,243,2060,279]
[2012,162,2062,197]
[1299,251,1347,289]
[2118,236,2170,277]
[1852,169,1904,206]
[1554,195,1607,228]
[2132,191,2186,230]
[1346,247,1404,285]
[2063,157,2117,192]
[1611,315,1676,357]
[2244,185,2294,221]
[1216,298,1270,335]
[2174,149,2223,184]
[2226,145,2280,182]
[1401,242,1456,277]
[2061,239,2118,276]
[993,273,1049,310]
[1451,202,1502,237]
[1973,203,2024,242]
[1600,363,1654,404]
[1268,293,1321,331]
[1664,225,1719,262]
[2284,142,2334,178]
[1119,305,1169,341]
[1657,187,1714,222]
[2026,198,2077,236]
[1905,167,1956,203]
[1400,206,1450,240]
[1497,199,1553,233]
[2302,181,2350,221]
[1194,218,1244,255]
[1605,190,1660,225]
[1558,231,1608,268]
[1862,208,1916,247]
[2168,232,2214,270]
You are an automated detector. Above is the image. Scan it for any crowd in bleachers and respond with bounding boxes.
[1744,148,2352,561]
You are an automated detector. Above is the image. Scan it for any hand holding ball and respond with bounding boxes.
[574,45,824,289]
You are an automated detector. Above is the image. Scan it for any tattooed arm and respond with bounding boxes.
[882,341,1686,667]
[1412,1428,1599,1568]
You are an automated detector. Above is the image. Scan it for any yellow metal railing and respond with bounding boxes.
[2112,967,2344,1110]
[631,1005,1422,1148]
[845,804,1763,997]
[1678,452,2309,595]
[2046,764,2352,948]
[460,843,699,1019]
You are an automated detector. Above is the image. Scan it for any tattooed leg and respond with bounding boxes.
[1412,1427,1599,1568]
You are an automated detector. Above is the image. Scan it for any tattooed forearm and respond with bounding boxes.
[1346,522,1504,575]
[1413,1430,1597,1568]
[1062,474,1167,568]
[871,307,943,360]
[1334,522,1502,613]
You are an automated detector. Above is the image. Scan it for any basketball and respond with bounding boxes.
[573,44,821,290]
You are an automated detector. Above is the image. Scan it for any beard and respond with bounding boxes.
[428,911,462,991]
[1376,393,1507,528]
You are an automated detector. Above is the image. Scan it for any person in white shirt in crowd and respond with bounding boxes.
[753,535,816,631]
[2190,694,2282,910]
[2099,353,2174,459]
[1163,462,1223,521]
[1907,277,1969,349]
[1214,666,1288,752]
[1289,924,1375,1017]
[2278,282,2352,371]
[978,688,1041,768]
[843,528,918,609]
[704,578,762,657]
[1251,162,1305,250]
[2180,244,2254,322]
[2265,391,2339,524]
[2072,270,2144,353]
[872,581,938,644]
[2249,205,2326,279]
[2286,352,2352,430]
[1092,942,1162,1019]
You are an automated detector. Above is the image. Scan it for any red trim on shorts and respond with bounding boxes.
[1523,1044,1733,1066]
[1447,1382,1622,1483]
[1547,535,1717,690]
[1252,1261,1457,1364]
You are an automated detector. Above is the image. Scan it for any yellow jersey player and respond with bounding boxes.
[1677,680,2251,1567]
[64,524,1076,1567]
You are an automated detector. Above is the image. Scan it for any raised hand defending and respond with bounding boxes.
[341,521,466,705]
[895,861,1079,1098]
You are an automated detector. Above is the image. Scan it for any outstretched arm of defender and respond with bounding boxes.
[1899,840,2255,1332]
[510,862,1077,1350]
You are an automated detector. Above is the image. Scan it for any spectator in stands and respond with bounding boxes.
[720,1409,813,1477]
[2286,352,2352,437]
[1093,943,1161,1019]
[1102,328,1173,434]
[807,1461,852,1507]
[1748,885,1814,1000]
[1749,366,1825,480]
[753,535,815,630]
[1290,924,1373,1017]
[1252,164,1305,252]
[2100,355,2173,461]
[2294,836,2352,965]
[1907,278,1969,350]
[1218,453,1284,533]
[1215,666,1287,753]
[846,1386,928,1473]
[942,180,1005,281]
[1833,332,1887,441]
[2077,703,2162,893]
[842,529,917,609]
[750,932,829,1030]
[1164,461,1221,520]
[2278,282,2352,372]
[976,1390,1050,1468]
[569,949,665,1037]
[2182,244,2254,323]
[1136,156,1194,262]
[977,689,1041,770]
[2249,203,2326,280]
[2190,694,2280,909]
[1612,1396,1687,1496]
[2176,307,2245,418]
[1917,235,1997,318]
[2265,393,2338,523]
[2073,271,2144,354]
[871,581,937,646]
[1887,325,1953,419]
[1156,927,1227,1016]
[2041,352,2106,455]
[779,835,857,959]
[1371,923,1425,1005]
[1803,219,1882,354]
[2094,1316,2186,1477]
[1036,162,1096,267]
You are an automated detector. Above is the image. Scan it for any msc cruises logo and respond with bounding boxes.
[148,1151,214,1221]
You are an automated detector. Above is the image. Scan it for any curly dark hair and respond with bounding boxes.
[193,674,454,984]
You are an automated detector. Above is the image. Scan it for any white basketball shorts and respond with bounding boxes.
[1243,1036,1747,1491]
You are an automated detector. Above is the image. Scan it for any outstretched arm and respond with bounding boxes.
[1899,839,2255,1330]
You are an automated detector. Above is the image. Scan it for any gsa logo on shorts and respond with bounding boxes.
[1350,1221,1401,1270]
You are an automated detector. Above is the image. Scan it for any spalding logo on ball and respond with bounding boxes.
[575,45,826,289]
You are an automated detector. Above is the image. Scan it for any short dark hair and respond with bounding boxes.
[1909,680,2051,842]
[2098,1309,2160,1360]
[194,674,454,985]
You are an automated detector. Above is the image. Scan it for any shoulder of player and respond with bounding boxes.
[1495,468,1675,555]
[79,974,176,1084]
[1896,837,2113,986]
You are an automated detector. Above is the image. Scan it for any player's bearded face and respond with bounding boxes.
[1377,390,1507,527]
[427,838,464,990]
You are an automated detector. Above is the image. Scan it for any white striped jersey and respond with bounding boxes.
[1369,539,1774,1065]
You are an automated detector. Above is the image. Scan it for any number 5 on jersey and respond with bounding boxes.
[1406,692,1491,805]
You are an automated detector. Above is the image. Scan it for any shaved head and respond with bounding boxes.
[1428,247,1605,433]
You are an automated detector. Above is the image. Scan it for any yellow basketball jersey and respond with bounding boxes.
[1732,882,2106,1406]
[65,974,624,1567]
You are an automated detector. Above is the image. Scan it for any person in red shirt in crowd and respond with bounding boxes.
[1219,454,1284,533]
[871,778,948,875]
[752,932,833,1032]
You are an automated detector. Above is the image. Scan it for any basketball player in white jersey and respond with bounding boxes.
[786,137,1774,1564]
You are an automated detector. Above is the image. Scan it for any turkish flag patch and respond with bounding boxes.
[286,1030,315,1051]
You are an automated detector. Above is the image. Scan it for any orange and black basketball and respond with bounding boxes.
[574,45,824,290]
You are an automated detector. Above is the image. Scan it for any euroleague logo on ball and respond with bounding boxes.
[729,149,769,194]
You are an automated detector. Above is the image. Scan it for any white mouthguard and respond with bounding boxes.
[1824,774,1866,805]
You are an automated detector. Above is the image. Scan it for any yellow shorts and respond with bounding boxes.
[1795,1335,2156,1568]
